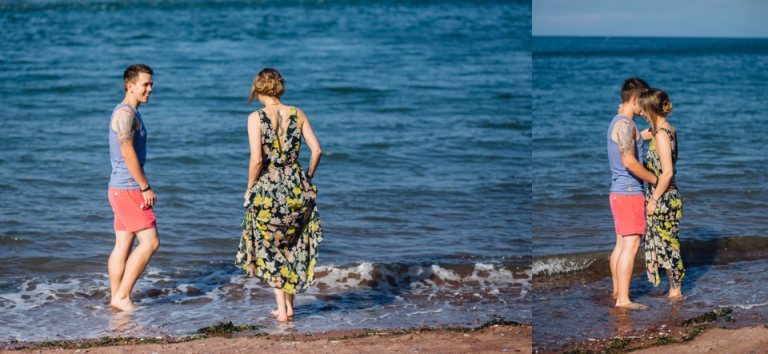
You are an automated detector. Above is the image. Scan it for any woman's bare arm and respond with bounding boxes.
[297,108,321,181]
[646,129,674,214]
[245,111,263,199]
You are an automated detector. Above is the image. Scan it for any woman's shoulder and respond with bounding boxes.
[247,110,266,125]
[290,106,307,119]
[248,109,265,118]
[288,105,303,114]
[659,124,676,136]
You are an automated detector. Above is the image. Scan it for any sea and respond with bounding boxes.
[533,36,768,351]
[0,0,531,344]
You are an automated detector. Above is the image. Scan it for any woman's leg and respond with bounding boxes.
[285,293,294,317]
[272,289,289,322]
[666,269,683,299]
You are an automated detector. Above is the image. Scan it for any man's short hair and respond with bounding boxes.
[620,77,649,103]
[124,64,153,91]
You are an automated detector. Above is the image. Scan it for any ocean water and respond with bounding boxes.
[0,0,531,343]
[532,36,768,350]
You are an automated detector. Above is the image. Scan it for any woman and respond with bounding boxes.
[639,88,684,299]
[235,68,323,321]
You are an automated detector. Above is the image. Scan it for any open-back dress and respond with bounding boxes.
[235,106,323,294]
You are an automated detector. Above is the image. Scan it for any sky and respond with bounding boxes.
[533,0,768,38]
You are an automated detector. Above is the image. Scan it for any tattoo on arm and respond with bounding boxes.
[670,281,681,289]
[617,122,635,158]
[115,109,136,147]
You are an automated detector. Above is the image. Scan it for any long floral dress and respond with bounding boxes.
[644,127,684,287]
[235,106,322,294]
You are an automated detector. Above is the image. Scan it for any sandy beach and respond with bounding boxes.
[1,324,529,354]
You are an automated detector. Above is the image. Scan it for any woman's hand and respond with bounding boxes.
[646,198,657,215]
[244,189,250,200]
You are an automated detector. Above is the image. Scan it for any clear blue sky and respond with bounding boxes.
[533,0,768,38]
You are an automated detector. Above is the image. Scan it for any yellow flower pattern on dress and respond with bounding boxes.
[235,106,323,294]
[644,127,684,287]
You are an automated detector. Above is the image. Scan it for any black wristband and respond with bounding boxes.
[141,184,151,192]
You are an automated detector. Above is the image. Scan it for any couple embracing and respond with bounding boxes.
[608,78,683,309]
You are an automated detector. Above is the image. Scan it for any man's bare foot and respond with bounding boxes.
[615,301,648,310]
[110,297,137,312]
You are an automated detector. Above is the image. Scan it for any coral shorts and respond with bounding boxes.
[609,193,645,236]
[108,187,157,232]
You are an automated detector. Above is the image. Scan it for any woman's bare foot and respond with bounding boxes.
[615,301,648,310]
[271,309,289,322]
[271,309,294,318]
[110,296,137,312]
[666,292,683,300]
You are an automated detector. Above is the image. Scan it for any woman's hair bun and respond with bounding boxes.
[662,99,673,114]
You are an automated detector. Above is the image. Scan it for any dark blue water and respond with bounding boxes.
[532,36,768,351]
[534,36,768,258]
[0,0,531,343]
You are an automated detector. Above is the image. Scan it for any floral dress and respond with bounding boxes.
[644,127,684,286]
[235,106,323,294]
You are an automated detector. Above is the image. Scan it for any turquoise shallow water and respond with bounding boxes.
[0,0,531,342]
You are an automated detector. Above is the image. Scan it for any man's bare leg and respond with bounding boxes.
[610,232,622,298]
[108,231,136,299]
[666,269,683,299]
[272,289,289,322]
[615,235,647,309]
[111,227,160,311]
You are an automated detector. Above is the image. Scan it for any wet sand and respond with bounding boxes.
[547,310,768,354]
[1,324,529,354]
[534,254,768,351]
[552,325,768,354]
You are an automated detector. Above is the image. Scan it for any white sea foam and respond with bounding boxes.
[311,262,528,294]
[721,302,768,310]
[0,261,528,343]
[532,257,596,276]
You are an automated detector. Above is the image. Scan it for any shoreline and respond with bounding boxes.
[539,308,768,353]
[1,319,530,354]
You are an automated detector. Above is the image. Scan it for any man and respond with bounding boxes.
[607,77,657,309]
[107,64,160,311]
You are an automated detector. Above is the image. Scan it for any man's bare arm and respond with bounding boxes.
[617,122,636,158]
[114,108,155,205]
[115,109,137,147]
[615,121,657,185]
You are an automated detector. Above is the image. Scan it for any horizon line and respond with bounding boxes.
[533,34,768,40]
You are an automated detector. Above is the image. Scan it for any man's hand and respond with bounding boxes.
[142,189,156,207]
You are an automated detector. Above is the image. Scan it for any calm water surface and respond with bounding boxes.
[0,0,531,343]
[532,36,768,350]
